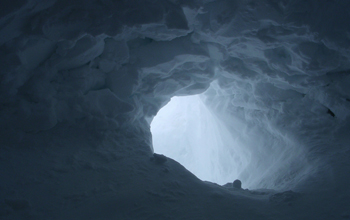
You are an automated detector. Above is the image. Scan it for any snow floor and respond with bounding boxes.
[1,122,349,220]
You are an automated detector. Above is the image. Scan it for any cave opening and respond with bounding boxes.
[150,81,313,190]
[150,92,251,186]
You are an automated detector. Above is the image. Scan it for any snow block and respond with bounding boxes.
[98,39,129,73]
[17,38,56,70]
[106,66,139,100]
[233,179,242,189]
[84,89,134,118]
[165,6,189,30]
[51,35,105,71]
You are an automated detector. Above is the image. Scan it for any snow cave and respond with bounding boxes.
[1,0,350,219]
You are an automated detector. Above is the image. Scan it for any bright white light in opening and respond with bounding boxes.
[151,94,250,185]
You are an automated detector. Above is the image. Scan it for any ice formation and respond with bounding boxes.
[1,0,350,219]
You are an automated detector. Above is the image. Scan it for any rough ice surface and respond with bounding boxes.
[1,0,350,219]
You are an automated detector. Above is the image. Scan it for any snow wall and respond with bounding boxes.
[1,0,350,219]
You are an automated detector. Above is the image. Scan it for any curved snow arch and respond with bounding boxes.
[150,82,313,190]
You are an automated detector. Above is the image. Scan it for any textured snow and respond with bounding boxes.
[0,0,350,219]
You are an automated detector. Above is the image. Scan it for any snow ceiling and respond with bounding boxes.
[1,0,350,219]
